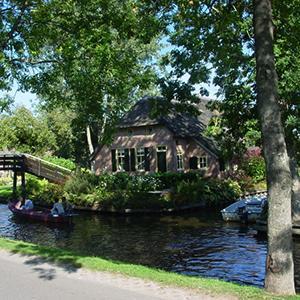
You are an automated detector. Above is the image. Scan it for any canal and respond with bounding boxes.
[0,204,299,290]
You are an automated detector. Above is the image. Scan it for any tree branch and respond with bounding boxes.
[9,58,60,65]
[1,0,29,51]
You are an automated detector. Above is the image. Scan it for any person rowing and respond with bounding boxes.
[51,199,65,216]
[15,196,34,210]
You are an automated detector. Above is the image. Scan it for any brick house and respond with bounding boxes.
[91,97,220,176]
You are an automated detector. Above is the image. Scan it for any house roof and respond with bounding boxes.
[117,96,162,128]
[117,96,219,158]
[91,96,219,160]
[118,96,216,127]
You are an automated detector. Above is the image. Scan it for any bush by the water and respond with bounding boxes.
[26,175,64,205]
[26,171,242,211]
[241,156,266,183]
[173,178,242,208]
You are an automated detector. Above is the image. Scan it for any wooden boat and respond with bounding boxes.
[8,201,75,224]
[221,194,267,222]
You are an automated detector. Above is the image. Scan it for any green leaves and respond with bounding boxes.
[0,106,56,155]
[1,0,162,155]
[156,0,300,162]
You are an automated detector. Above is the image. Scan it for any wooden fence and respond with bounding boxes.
[0,153,24,172]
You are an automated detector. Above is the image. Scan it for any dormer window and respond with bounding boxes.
[128,129,133,136]
[146,127,153,135]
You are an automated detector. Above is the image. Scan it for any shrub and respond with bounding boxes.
[64,171,99,195]
[0,176,12,186]
[43,156,76,171]
[241,156,266,183]
[126,175,161,192]
[151,172,201,189]
[25,171,243,211]
[26,175,64,205]
[174,178,242,208]
[221,169,254,192]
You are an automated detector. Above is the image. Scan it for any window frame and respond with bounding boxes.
[156,145,167,172]
[116,149,126,171]
[157,145,167,152]
[136,147,146,171]
[199,155,208,169]
[176,151,184,171]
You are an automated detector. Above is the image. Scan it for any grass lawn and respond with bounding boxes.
[0,185,12,199]
[0,237,298,300]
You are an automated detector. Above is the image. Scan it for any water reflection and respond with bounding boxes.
[1,204,299,289]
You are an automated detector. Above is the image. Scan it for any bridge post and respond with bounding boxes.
[21,172,26,198]
[13,171,17,198]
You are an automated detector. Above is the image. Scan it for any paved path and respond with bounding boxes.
[0,250,233,300]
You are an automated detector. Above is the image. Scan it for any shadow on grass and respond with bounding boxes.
[5,240,83,281]
[3,238,143,282]
[1,238,298,299]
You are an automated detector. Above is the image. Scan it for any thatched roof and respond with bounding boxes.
[118,96,219,158]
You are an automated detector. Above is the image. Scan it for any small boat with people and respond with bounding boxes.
[8,197,76,224]
[221,193,267,222]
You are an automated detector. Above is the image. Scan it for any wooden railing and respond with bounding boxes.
[23,154,72,184]
[0,152,72,184]
[0,152,24,172]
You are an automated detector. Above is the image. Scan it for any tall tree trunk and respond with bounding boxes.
[86,125,94,155]
[253,0,295,295]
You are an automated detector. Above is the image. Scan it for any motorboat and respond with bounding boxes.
[221,194,267,222]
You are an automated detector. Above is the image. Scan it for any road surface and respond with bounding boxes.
[0,250,232,300]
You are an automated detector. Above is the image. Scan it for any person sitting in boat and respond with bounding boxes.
[15,196,24,210]
[51,199,65,216]
[22,198,34,210]
[62,197,73,214]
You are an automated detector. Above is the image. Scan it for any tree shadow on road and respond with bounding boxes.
[4,240,82,281]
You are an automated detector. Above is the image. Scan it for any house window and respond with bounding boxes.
[157,146,167,172]
[116,149,126,171]
[146,127,153,135]
[128,129,133,137]
[189,156,198,170]
[157,146,167,152]
[112,148,148,172]
[199,156,208,169]
[177,151,184,170]
[136,148,145,171]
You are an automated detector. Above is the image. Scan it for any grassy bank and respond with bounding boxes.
[0,237,298,299]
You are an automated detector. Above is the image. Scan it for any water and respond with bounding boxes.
[1,204,299,289]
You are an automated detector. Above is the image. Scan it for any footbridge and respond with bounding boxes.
[0,152,72,197]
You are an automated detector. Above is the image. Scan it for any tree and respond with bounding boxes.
[0,95,14,114]
[41,106,97,166]
[1,1,162,158]
[253,0,294,293]
[0,106,56,155]
[149,0,297,294]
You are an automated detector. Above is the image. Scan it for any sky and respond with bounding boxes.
[0,83,38,110]
[12,90,37,109]
[3,81,218,112]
